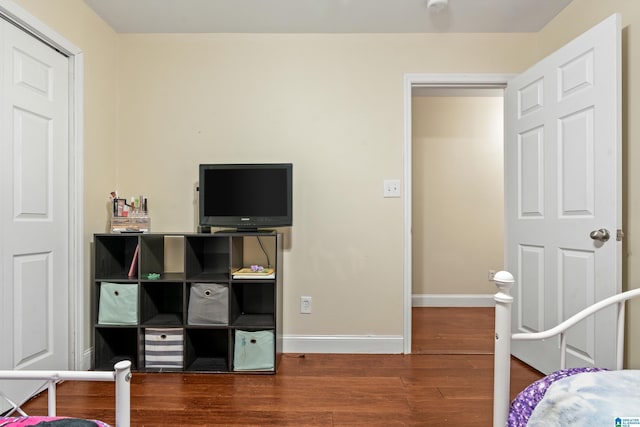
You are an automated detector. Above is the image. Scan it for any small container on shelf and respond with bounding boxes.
[110,216,150,233]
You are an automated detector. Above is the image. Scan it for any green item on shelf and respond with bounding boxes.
[146,273,160,280]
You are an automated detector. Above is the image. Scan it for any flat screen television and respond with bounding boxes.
[198,163,292,232]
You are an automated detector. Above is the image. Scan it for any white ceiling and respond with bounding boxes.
[83,0,574,34]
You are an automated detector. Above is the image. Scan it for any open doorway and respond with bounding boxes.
[402,74,512,354]
[411,88,504,354]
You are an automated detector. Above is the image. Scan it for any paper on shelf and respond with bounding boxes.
[232,267,275,279]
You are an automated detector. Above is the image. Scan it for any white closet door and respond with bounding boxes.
[0,15,70,391]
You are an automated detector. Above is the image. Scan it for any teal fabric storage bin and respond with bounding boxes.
[233,329,274,371]
[98,282,138,325]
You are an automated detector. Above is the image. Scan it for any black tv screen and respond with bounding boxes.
[199,163,292,231]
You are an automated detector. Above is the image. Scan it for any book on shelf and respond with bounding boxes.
[127,244,139,277]
[232,267,275,279]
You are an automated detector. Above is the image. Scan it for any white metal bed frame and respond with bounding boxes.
[492,271,640,427]
[0,360,131,427]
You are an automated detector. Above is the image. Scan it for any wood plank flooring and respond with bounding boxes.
[20,308,543,426]
[412,307,495,354]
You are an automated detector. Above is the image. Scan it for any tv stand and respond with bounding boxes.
[197,225,211,234]
[216,229,275,234]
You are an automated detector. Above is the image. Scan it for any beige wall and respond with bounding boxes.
[113,32,533,339]
[412,96,504,295]
[9,0,640,367]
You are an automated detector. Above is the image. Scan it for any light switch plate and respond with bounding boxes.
[300,296,312,314]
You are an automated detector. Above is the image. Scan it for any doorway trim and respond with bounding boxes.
[402,73,513,353]
[0,0,84,368]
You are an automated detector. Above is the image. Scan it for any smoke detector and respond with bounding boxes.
[427,0,448,12]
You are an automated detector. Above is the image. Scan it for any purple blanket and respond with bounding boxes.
[507,367,605,427]
[0,417,111,426]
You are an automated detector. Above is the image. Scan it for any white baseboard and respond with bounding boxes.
[283,335,404,354]
[81,347,93,371]
[412,293,495,307]
[281,296,494,354]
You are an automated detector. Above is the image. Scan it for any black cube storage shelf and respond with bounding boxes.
[92,232,283,374]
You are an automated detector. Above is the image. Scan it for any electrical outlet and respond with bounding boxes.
[488,270,496,281]
[300,296,312,314]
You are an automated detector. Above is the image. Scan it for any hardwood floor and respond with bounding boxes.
[21,308,543,426]
[412,307,495,354]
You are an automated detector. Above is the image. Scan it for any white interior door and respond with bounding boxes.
[0,16,70,405]
[505,14,621,374]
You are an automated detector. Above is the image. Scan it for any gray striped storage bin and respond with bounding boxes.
[144,328,184,369]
